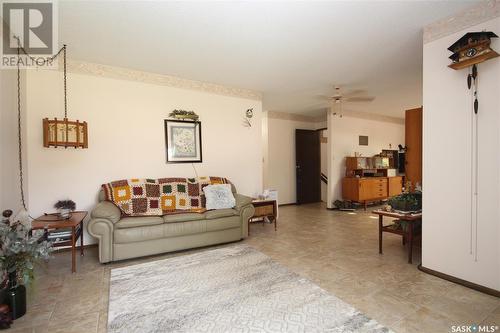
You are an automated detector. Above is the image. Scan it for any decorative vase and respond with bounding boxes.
[0,287,6,304]
[58,208,71,219]
[6,272,26,320]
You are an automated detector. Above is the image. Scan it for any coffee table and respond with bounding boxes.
[372,210,422,264]
[32,211,88,273]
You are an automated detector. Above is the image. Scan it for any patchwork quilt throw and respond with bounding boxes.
[102,177,230,216]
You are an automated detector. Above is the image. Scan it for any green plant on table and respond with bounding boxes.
[388,182,422,212]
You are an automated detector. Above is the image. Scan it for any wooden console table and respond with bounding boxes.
[32,211,88,273]
[248,200,277,235]
[372,210,422,264]
[343,176,403,210]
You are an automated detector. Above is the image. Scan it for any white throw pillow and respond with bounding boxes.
[203,184,236,210]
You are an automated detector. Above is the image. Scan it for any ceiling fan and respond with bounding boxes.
[318,86,376,104]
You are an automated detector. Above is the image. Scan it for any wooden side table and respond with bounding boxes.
[248,200,277,235]
[32,211,88,273]
[372,210,422,264]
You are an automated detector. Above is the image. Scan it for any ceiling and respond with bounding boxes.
[59,1,476,118]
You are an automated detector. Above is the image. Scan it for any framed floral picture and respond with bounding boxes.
[164,120,202,163]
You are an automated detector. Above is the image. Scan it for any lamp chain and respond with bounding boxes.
[16,46,26,210]
[63,45,67,119]
[13,36,65,64]
[14,37,67,210]
[13,36,68,119]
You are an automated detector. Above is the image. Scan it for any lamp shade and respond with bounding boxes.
[43,118,88,148]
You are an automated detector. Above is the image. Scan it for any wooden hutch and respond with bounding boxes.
[342,156,403,210]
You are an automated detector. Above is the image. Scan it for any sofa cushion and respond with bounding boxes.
[206,216,240,232]
[114,216,241,243]
[205,209,238,220]
[91,201,121,223]
[115,216,164,229]
[163,220,207,238]
[114,224,164,243]
[163,213,206,224]
[203,184,236,210]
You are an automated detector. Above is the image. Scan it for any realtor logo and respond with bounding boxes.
[1,1,58,68]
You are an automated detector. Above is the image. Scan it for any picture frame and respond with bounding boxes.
[164,120,202,163]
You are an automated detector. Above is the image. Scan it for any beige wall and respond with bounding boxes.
[422,16,500,290]
[0,69,26,213]
[329,114,405,202]
[264,110,403,206]
[24,66,263,245]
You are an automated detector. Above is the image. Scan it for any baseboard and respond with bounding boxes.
[278,203,296,207]
[418,264,500,297]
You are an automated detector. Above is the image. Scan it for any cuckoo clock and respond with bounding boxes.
[448,31,499,70]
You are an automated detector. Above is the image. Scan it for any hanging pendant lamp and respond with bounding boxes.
[41,45,88,148]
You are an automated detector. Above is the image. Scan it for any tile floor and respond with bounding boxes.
[8,203,500,332]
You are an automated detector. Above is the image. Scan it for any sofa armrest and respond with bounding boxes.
[234,193,253,212]
[234,194,254,239]
[88,201,120,263]
[87,217,114,263]
[91,201,121,223]
[239,204,254,239]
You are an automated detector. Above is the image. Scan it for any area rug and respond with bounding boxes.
[108,245,391,332]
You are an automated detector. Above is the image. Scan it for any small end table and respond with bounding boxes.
[372,210,422,264]
[32,211,88,273]
[249,200,277,235]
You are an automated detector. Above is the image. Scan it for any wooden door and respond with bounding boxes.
[405,107,423,188]
[295,129,321,204]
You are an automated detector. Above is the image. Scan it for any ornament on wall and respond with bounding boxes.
[243,108,253,127]
[447,31,499,263]
[168,109,199,122]
[448,31,498,70]
[447,31,498,115]
[164,119,202,163]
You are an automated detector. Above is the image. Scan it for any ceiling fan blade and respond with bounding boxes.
[343,89,367,97]
[331,83,359,90]
[345,96,375,103]
[315,94,335,100]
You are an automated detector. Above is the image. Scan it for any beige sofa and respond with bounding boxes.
[87,186,254,263]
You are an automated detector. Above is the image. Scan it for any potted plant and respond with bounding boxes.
[388,183,422,213]
[54,200,76,219]
[169,109,200,122]
[0,210,52,319]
